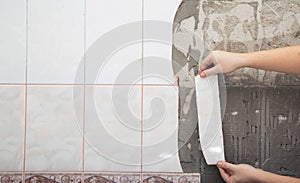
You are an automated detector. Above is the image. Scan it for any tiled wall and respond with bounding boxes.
[0,0,200,182]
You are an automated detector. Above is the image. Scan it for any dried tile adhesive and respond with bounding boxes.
[195,75,225,165]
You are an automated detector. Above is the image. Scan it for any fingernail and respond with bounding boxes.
[200,72,206,78]
[217,161,223,167]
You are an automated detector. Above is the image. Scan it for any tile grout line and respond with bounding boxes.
[140,85,144,181]
[140,0,144,181]
[82,0,87,181]
[22,0,29,182]
[22,85,28,183]
[0,83,178,86]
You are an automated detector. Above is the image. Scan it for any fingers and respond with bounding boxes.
[199,69,207,78]
[201,65,220,77]
[217,167,230,183]
[217,161,235,172]
[200,54,214,71]
[217,161,236,183]
[200,53,220,78]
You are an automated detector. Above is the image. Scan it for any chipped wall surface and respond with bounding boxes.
[173,0,300,182]
[174,0,300,87]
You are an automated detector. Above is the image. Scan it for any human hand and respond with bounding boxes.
[217,161,264,183]
[199,51,247,78]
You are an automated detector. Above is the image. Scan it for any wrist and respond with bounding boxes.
[255,169,279,183]
[255,169,267,183]
[238,52,253,68]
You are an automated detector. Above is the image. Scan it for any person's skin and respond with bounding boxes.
[199,46,300,77]
[199,46,300,183]
[217,161,300,183]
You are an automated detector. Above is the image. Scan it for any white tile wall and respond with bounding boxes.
[0,0,26,83]
[86,0,142,48]
[27,0,84,84]
[143,0,179,85]
[93,42,143,85]
[0,0,183,173]
[85,0,142,84]
[84,86,141,171]
[144,0,179,22]
[142,86,182,172]
[143,42,176,85]
[0,86,24,171]
[26,86,83,171]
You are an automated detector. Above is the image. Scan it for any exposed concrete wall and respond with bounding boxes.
[173,0,300,182]
[174,0,300,87]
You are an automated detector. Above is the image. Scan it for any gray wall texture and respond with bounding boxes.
[172,0,300,182]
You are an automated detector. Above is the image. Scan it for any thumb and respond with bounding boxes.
[217,161,236,172]
[201,65,220,77]
[218,167,231,183]
[200,54,214,71]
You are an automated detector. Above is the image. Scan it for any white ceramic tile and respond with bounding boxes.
[26,86,83,171]
[27,0,84,84]
[86,0,142,84]
[142,86,182,172]
[91,42,142,85]
[144,0,179,22]
[195,75,225,165]
[0,1,26,83]
[0,86,24,171]
[143,42,177,85]
[143,0,179,84]
[84,86,141,171]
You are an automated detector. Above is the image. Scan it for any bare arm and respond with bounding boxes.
[200,46,300,77]
[244,46,300,74]
[257,171,300,183]
[217,161,300,183]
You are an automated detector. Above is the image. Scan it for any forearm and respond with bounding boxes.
[257,171,300,183]
[241,46,300,74]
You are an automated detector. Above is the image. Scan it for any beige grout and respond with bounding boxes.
[22,0,29,182]
[0,83,178,86]
[81,0,87,181]
[140,0,145,181]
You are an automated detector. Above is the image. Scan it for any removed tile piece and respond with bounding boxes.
[195,75,225,165]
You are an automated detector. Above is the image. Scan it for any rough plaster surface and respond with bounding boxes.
[174,0,300,87]
[173,0,300,181]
